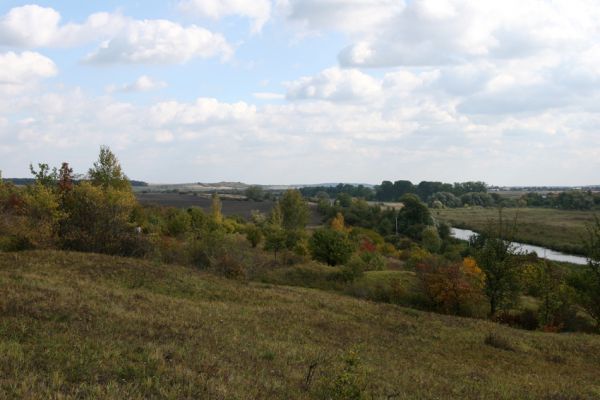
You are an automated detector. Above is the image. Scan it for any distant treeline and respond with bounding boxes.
[301,180,600,211]
[520,191,600,210]
[4,177,149,187]
[300,180,488,202]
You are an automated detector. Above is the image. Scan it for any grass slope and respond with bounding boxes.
[1,251,599,399]
[433,207,596,255]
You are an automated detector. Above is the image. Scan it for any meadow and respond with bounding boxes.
[1,250,600,399]
[433,207,597,255]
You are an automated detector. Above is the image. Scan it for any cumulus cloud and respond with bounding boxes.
[253,92,285,100]
[0,5,126,48]
[85,19,232,64]
[281,0,405,35]
[282,0,600,68]
[107,75,167,93]
[179,0,271,33]
[285,67,381,102]
[149,98,256,126]
[0,5,233,64]
[0,51,57,88]
[2,76,600,185]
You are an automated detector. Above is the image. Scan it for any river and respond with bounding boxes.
[450,228,588,265]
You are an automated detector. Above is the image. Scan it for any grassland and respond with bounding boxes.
[433,207,597,255]
[1,251,600,399]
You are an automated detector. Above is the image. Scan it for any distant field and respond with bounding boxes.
[433,207,597,255]
[136,192,323,225]
[1,251,599,399]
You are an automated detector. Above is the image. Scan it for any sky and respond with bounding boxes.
[1,0,599,186]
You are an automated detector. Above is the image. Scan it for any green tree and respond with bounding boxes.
[88,146,130,190]
[279,189,309,230]
[60,182,138,255]
[421,226,442,253]
[576,216,600,330]
[29,163,58,187]
[396,194,432,239]
[309,228,355,266]
[522,261,573,328]
[245,185,264,201]
[264,225,286,261]
[245,223,263,248]
[472,215,521,316]
[211,193,223,224]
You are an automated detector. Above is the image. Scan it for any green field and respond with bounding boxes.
[433,207,597,255]
[1,251,600,399]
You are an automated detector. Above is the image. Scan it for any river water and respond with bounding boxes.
[450,228,588,266]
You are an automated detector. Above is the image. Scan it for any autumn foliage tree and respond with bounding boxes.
[417,257,486,316]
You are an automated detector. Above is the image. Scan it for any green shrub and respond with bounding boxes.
[316,349,368,400]
[309,228,355,266]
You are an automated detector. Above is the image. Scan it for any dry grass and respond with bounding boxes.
[1,250,600,399]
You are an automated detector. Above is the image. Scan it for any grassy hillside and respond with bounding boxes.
[433,207,596,255]
[1,251,599,399]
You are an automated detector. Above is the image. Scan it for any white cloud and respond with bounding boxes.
[85,19,232,64]
[253,92,285,100]
[286,67,381,102]
[149,98,256,126]
[0,51,57,88]
[281,0,405,35]
[0,5,126,48]
[108,75,167,93]
[179,0,271,33]
[2,77,600,185]
[0,5,232,65]
[282,0,600,68]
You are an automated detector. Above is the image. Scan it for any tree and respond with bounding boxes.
[245,185,264,201]
[421,226,442,253]
[330,212,346,232]
[472,214,521,316]
[211,193,223,224]
[264,225,286,261]
[575,216,600,330]
[245,223,263,248]
[279,189,309,231]
[396,194,432,239]
[58,162,74,194]
[417,257,485,316]
[522,261,573,329]
[60,182,138,255]
[309,228,355,266]
[30,163,58,187]
[88,146,129,190]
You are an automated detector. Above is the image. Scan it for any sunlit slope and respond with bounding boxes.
[1,251,599,399]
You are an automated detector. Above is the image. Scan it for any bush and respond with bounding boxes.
[309,228,355,266]
[245,223,263,248]
[494,310,539,331]
[484,332,515,352]
[213,254,246,280]
[163,209,191,237]
[316,350,368,400]
[60,182,138,256]
[421,226,441,253]
[416,257,486,317]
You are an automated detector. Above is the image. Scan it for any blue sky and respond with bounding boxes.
[1,1,600,185]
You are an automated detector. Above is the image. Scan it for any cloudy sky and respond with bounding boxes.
[1,0,599,185]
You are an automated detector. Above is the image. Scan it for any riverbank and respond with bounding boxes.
[451,228,588,265]
[434,207,596,256]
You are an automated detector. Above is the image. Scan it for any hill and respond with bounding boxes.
[1,251,599,399]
